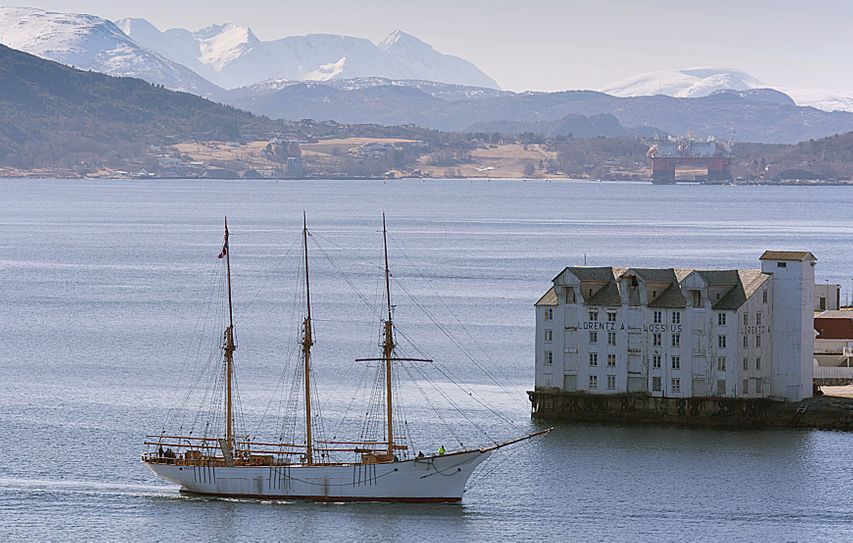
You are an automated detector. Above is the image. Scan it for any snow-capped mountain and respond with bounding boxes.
[117,19,500,90]
[378,30,499,89]
[602,67,853,112]
[602,67,761,98]
[0,7,220,95]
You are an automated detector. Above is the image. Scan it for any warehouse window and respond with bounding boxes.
[589,353,598,366]
[756,357,761,370]
[717,356,727,372]
[607,375,616,390]
[653,355,661,369]
[691,290,702,307]
[589,309,599,321]
[589,331,598,344]
[652,377,662,392]
[589,375,598,389]
[607,354,616,367]
[544,329,553,342]
[654,311,662,324]
[744,312,750,326]
[653,333,662,346]
[743,335,748,349]
[671,333,681,348]
[544,308,553,321]
[762,290,768,304]
[545,351,553,365]
[718,335,727,349]
[743,357,749,371]
[717,313,727,326]
[608,331,616,346]
[671,378,681,394]
[777,262,787,268]
[671,356,680,370]
[756,335,762,348]
[607,311,617,322]
[672,311,681,324]
[756,312,763,326]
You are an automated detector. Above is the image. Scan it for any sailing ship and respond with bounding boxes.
[142,215,548,502]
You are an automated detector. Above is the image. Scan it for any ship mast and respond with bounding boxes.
[382,213,395,457]
[301,212,315,465]
[223,216,236,456]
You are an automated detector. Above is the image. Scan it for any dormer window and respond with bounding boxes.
[565,288,576,304]
[691,290,701,307]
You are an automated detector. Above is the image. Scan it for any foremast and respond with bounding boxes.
[382,214,396,458]
[301,212,315,465]
[223,217,236,457]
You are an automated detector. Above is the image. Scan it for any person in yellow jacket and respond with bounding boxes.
[438,445,446,455]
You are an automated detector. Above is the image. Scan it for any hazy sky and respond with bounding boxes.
[26,0,853,92]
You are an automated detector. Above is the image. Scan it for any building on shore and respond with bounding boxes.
[814,283,841,311]
[534,251,816,403]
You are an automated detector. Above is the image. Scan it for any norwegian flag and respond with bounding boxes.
[218,241,228,259]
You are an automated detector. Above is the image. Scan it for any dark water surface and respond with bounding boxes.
[1,178,852,541]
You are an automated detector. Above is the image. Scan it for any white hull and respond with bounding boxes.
[144,450,491,502]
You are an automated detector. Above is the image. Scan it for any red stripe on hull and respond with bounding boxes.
[179,489,462,503]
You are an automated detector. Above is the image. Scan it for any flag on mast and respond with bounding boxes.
[218,240,228,259]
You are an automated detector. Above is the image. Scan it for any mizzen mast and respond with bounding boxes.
[222,216,236,456]
[301,212,315,465]
[382,213,396,458]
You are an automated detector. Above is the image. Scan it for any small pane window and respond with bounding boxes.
[544,329,553,342]
[607,375,616,390]
[672,311,681,324]
[671,356,680,370]
[717,356,727,372]
[718,335,727,349]
[652,376,662,391]
[589,331,598,344]
[607,354,617,367]
[672,333,681,348]
[654,311,662,324]
[653,355,661,369]
[545,351,553,365]
[756,357,761,370]
[653,333,662,347]
[589,309,599,321]
[607,311,617,322]
[756,335,762,348]
[589,353,598,366]
[718,313,727,326]
[544,308,553,321]
[608,331,616,346]
[589,375,598,389]
[671,378,681,394]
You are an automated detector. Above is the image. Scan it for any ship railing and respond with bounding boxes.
[142,435,408,466]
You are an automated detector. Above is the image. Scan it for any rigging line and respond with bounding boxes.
[390,271,518,399]
[407,353,499,445]
[309,234,384,322]
[388,233,520,397]
[427,357,522,431]
[241,232,303,311]
[167,260,224,425]
[309,229,387,274]
[399,360,463,446]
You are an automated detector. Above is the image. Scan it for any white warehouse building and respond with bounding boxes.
[535,251,816,403]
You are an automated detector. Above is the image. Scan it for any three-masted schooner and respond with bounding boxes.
[142,215,547,502]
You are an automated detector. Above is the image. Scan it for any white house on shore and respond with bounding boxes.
[535,251,816,402]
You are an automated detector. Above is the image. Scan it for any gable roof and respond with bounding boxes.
[535,287,558,306]
[760,250,816,262]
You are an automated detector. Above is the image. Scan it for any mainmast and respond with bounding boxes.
[223,216,236,456]
[301,212,315,465]
[382,213,395,457]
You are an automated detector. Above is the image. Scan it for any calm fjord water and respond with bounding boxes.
[1,178,852,541]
